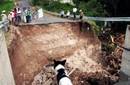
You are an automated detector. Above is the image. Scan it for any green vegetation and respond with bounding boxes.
[32,0,74,13]
[76,0,104,16]
[85,20,101,35]
[0,0,14,20]
[42,1,74,13]
[31,0,104,16]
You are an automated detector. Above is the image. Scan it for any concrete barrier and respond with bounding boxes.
[115,25,130,85]
[121,26,130,81]
[0,22,15,85]
[121,25,130,79]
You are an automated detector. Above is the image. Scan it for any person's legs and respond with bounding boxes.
[80,16,83,20]
[79,21,83,32]
[28,15,31,23]
[26,16,29,23]
[26,15,31,23]
[16,16,20,25]
[61,14,63,18]
[18,16,21,23]
[11,18,14,25]
[24,15,26,23]
[14,17,17,25]
[73,12,76,20]
[16,16,20,26]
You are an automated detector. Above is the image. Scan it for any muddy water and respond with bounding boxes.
[8,22,101,85]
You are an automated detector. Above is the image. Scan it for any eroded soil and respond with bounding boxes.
[8,22,123,85]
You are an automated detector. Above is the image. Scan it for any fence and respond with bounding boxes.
[0,21,15,85]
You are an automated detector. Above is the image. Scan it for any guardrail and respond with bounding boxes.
[85,17,130,21]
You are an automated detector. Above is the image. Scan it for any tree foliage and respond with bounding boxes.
[73,0,104,16]
[100,0,130,17]
[0,0,5,3]
[99,0,130,32]
[32,0,105,16]
[99,0,120,17]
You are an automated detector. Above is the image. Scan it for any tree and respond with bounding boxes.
[73,0,80,7]
[99,0,130,17]
[73,0,90,8]
[0,0,5,3]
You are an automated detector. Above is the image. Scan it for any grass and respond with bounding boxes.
[0,0,14,20]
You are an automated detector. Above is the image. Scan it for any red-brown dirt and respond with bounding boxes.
[8,22,123,85]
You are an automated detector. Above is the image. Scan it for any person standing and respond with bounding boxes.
[60,10,65,18]
[66,10,70,18]
[37,8,44,18]
[26,8,32,23]
[8,12,12,24]
[79,10,84,20]
[1,10,7,21]
[13,8,17,25]
[17,8,22,24]
[73,7,77,20]
[10,11,15,25]
[23,8,27,23]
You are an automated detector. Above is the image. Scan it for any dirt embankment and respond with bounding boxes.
[8,22,123,85]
